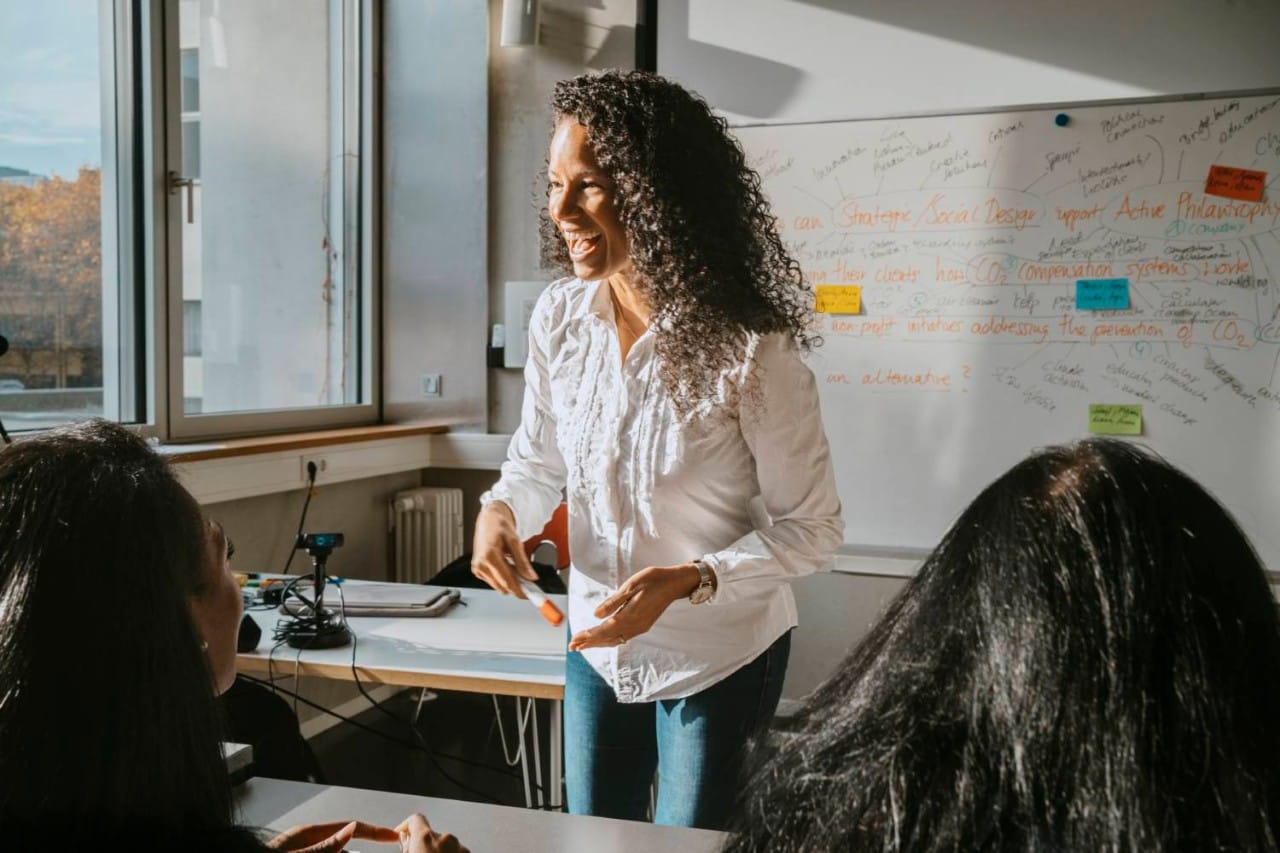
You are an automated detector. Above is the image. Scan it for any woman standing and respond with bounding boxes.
[472,70,843,830]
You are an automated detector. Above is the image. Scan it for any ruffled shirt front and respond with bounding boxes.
[481,277,843,702]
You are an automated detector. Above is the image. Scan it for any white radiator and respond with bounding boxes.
[389,487,465,583]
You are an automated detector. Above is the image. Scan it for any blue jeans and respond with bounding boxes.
[564,630,791,830]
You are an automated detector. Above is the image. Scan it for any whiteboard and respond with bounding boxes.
[732,92,1280,569]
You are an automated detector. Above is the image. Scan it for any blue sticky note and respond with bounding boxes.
[1076,278,1130,310]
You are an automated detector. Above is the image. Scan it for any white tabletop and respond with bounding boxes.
[222,742,253,775]
[237,586,568,699]
[235,778,727,853]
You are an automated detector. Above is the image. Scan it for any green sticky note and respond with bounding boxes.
[1088,403,1143,435]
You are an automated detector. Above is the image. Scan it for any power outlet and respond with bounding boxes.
[420,373,443,397]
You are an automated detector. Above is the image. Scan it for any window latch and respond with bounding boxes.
[167,172,198,224]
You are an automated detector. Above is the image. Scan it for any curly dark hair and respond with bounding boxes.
[541,70,816,417]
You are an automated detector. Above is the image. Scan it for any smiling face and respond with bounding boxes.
[547,118,632,282]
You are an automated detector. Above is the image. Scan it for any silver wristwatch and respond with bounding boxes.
[689,560,715,605]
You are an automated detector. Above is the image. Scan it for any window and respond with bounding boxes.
[167,0,376,439]
[0,1,376,441]
[0,0,142,431]
[180,48,200,179]
[182,299,202,356]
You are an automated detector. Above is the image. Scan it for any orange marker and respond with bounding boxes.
[517,577,564,626]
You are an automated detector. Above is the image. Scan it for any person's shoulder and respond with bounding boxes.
[538,276,591,311]
[745,332,806,373]
[749,331,799,358]
[532,276,594,333]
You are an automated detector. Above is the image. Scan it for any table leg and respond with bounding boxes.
[515,697,533,809]
[531,699,544,808]
[550,698,563,809]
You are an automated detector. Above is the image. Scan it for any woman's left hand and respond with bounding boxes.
[568,564,700,651]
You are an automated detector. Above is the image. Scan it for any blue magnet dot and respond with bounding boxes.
[1054,113,1070,127]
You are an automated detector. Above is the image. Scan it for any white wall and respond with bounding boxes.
[203,471,421,583]
[382,0,489,426]
[486,0,638,433]
[659,0,1280,125]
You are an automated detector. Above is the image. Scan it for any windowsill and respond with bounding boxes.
[159,421,454,463]
[169,421,463,505]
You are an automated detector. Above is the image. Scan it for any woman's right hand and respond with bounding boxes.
[471,501,537,598]
[396,814,469,853]
[265,820,398,852]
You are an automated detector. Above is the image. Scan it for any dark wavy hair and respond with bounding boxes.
[0,421,262,850]
[726,438,1280,852]
[542,70,815,416]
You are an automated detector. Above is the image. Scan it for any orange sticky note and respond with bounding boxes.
[815,285,861,314]
[1205,164,1266,202]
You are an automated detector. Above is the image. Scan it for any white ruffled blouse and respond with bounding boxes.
[481,277,843,702]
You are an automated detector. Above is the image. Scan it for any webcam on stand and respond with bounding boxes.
[284,531,352,649]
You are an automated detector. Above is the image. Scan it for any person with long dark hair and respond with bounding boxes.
[726,438,1280,852]
[0,420,465,852]
[472,70,843,829]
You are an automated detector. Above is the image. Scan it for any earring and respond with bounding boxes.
[201,640,209,652]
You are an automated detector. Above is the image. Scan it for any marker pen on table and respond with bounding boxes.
[517,577,564,626]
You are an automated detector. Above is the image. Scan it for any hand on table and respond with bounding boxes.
[396,814,469,853]
[568,564,702,651]
[265,820,398,852]
[471,501,537,599]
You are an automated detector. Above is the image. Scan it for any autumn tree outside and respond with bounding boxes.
[0,167,103,390]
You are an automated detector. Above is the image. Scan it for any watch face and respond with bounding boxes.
[690,585,714,605]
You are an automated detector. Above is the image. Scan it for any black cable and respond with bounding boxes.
[331,584,522,806]
[257,579,561,808]
[281,462,318,575]
[235,672,555,797]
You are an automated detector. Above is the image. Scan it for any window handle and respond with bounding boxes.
[167,171,197,224]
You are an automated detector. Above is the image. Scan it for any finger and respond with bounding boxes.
[594,589,633,619]
[504,532,538,581]
[395,814,431,834]
[348,822,401,842]
[473,555,522,598]
[266,822,354,849]
[475,546,523,597]
[569,621,622,651]
[294,821,357,853]
[493,559,527,598]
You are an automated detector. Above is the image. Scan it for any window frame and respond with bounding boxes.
[0,1,145,429]
[156,0,381,442]
[100,0,137,424]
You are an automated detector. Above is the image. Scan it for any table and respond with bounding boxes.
[235,777,727,853]
[223,741,254,784]
[237,586,567,809]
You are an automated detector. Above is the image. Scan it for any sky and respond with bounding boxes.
[0,0,104,179]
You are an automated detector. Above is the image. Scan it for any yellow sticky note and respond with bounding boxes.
[815,285,861,314]
[1088,403,1142,436]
